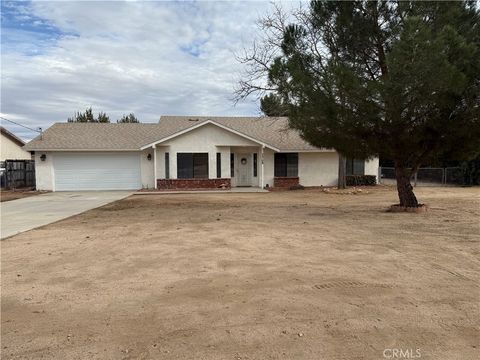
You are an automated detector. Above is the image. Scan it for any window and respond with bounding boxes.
[253,153,258,177]
[230,153,234,177]
[165,153,170,179]
[346,158,365,175]
[216,153,221,178]
[177,153,209,179]
[274,153,298,177]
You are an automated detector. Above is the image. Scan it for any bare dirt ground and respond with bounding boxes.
[1,186,479,360]
[0,190,45,202]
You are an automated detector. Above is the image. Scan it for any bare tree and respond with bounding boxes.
[234,2,291,103]
[234,2,348,188]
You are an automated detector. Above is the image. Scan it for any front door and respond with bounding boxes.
[237,153,251,187]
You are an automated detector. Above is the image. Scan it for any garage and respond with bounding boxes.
[53,152,141,191]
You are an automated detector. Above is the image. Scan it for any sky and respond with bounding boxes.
[1,0,298,140]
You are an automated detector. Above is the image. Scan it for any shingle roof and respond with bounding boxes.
[152,116,321,151]
[24,116,324,152]
[24,123,163,151]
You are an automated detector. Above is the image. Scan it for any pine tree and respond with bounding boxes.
[238,1,480,207]
[260,94,289,117]
[67,107,111,123]
[97,111,110,123]
[117,113,139,123]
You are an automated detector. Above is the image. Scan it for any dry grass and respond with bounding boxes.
[1,186,479,360]
[0,190,45,202]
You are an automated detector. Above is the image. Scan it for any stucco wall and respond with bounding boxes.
[34,151,149,191]
[33,147,380,191]
[263,148,275,188]
[34,152,54,190]
[218,146,231,179]
[299,152,339,187]
[140,148,155,189]
[160,124,258,180]
[364,157,380,181]
[155,146,167,179]
[1,134,31,161]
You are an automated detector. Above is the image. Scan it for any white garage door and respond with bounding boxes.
[54,152,141,191]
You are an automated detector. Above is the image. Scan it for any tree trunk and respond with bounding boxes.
[395,164,419,207]
[338,154,346,189]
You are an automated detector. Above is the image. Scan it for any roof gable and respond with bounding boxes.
[155,116,324,151]
[140,120,280,151]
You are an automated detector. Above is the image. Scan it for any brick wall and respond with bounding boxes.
[157,178,231,190]
[273,177,300,188]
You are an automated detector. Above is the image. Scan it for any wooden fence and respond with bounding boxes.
[0,160,36,189]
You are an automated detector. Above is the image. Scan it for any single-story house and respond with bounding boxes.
[1,126,32,161]
[23,116,378,191]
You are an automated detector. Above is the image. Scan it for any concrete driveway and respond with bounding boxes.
[1,191,132,239]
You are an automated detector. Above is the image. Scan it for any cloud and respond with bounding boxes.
[1,0,300,140]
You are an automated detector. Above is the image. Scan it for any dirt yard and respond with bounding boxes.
[1,186,479,360]
[0,190,45,202]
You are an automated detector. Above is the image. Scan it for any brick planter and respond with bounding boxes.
[273,177,300,188]
[157,178,231,190]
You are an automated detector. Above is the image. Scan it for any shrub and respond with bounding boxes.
[346,175,376,186]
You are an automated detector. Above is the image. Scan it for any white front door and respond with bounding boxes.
[236,153,252,186]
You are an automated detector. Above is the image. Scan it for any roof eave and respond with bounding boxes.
[1,127,26,147]
[23,148,142,152]
[276,148,336,153]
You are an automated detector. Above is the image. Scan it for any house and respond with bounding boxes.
[23,116,379,191]
[1,126,32,161]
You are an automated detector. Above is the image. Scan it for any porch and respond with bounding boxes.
[153,145,268,190]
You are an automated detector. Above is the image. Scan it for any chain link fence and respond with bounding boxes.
[379,167,464,186]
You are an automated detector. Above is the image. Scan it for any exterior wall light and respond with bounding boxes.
[147,153,152,161]
[40,154,47,161]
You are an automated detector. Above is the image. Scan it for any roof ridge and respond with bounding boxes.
[160,115,269,119]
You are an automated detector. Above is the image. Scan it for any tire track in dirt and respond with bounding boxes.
[314,281,394,290]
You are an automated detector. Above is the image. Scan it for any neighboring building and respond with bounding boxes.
[23,116,379,191]
[1,127,31,161]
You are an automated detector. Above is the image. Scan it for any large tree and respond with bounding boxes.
[67,107,110,123]
[236,1,480,207]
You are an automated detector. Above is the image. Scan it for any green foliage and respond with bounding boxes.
[265,1,480,169]
[448,154,480,185]
[346,175,377,186]
[260,94,289,116]
[463,155,480,186]
[117,113,139,123]
[97,112,110,123]
[67,109,140,123]
[67,107,110,123]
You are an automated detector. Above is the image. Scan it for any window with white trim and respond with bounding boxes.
[177,153,209,179]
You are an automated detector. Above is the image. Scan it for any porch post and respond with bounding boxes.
[261,145,265,189]
[153,145,157,189]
